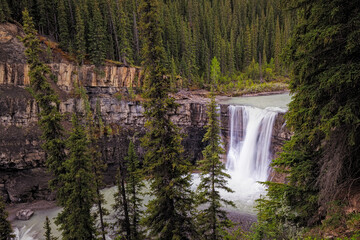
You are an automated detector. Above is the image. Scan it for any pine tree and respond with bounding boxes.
[0,195,13,240]
[125,140,144,240]
[274,16,282,73]
[210,57,220,87]
[244,24,253,68]
[113,140,144,240]
[44,216,57,240]
[113,152,131,239]
[140,0,197,238]
[55,114,97,240]
[57,0,71,51]
[77,84,108,240]
[0,0,11,23]
[20,9,67,203]
[196,92,234,240]
[75,5,86,64]
[88,0,106,66]
[258,0,360,237]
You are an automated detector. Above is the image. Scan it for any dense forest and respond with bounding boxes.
[0,0,295,89]
[1,0,360,239]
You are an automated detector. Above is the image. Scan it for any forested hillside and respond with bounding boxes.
[0,0,295,88]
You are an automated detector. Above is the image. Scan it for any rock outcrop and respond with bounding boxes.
[16,209,34,220]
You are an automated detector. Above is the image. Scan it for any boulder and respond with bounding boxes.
[16,209,34,220]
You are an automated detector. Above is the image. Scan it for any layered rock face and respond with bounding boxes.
[0,23,290,203]
[0,23,209,202]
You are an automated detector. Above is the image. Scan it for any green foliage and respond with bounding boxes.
[210,57,221,87]
[88,0,106,66]
[55,114,97,240]
[0,0,10,23]
[196,92,235,239]
[7,0,294,85]
[0,195,13,240]
[75,5,86,64]
[257,0,360,237]
[113,140,144,240]
[124,141,144,240]
[57,0,70,51]
[77,83,109,240]
[20,9,67,202]
[44,216,57,240]
[140,0,197,238]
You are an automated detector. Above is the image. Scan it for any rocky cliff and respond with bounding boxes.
[0,23,290,203]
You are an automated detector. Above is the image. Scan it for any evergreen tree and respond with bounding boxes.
[258,0,360,237]
[55,114,97,240]
[210,57,220,87]
[274,16,282,73]
[113,140,144,240]
[88,0,106,66]
[0,0,11,23]
[57,0,71,51]
[140,0,197,238]
[196,92,234,240]
[75,5,86,64]
[20,9,67,203]
[77,84,108,240]
[125,140,144,240]
[0,195,13,240]
[113,150,131,239]
[44,216,57,240]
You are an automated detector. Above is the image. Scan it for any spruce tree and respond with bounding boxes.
[113,150,131,239]
[0,195,13,240]
[55,114,97,240]
[113,140,144,240]
[258,0,360,237]
[140,0,197,239]
[44,216,57,240]
[20,9,67,202]
[77,84,108,240]
[57,0,71,51]
[125,140,144,240]
[75,5,86,64]
[0,0,11,23]
[210,57,220,87]
[88,0,106,66]
[196,92,234,240]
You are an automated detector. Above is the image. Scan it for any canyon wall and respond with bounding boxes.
[0,22,290,203]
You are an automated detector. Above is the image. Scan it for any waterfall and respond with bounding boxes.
[224,105,279,210]
[13,225,37,240]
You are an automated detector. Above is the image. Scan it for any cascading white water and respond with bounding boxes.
[13,225,37,240]
[223,105,279,211]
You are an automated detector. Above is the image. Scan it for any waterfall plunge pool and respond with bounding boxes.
[10,93,292,239]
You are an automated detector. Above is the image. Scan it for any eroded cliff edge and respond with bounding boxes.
[0,23,290,203]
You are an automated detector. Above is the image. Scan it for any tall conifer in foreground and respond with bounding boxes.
[20,9,67,203]
[77,84,108,240]
[0,195,13,240]
[55,114,97,240]
[113,140,144,240]
[140,0,197,238]
[125,140,144,240]
[196,92,234,240]
[257,0,360,238]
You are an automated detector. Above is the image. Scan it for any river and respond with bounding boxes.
[11,93,291,239]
